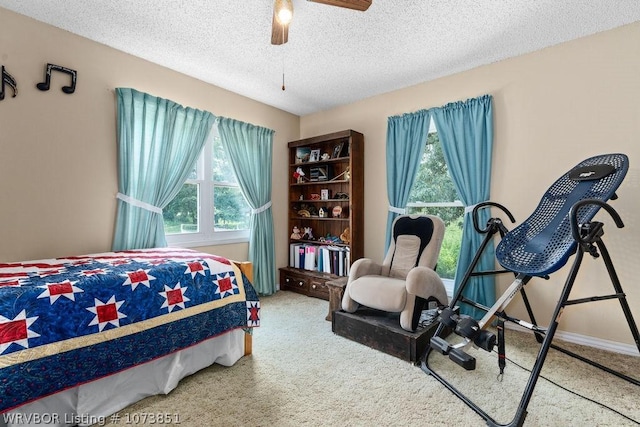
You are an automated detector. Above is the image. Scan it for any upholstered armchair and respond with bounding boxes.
[341,215,449,332]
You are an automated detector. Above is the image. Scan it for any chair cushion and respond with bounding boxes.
[348,275,407,312]
[389,234,421,278]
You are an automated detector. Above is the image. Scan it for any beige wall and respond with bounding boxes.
[0,8,298,268]
[301,23,640,348]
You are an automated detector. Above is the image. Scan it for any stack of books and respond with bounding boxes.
[289,243,350,276]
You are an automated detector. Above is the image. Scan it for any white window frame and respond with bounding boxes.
[166,129,250,248]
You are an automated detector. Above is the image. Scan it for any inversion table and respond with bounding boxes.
[421,153,640,427]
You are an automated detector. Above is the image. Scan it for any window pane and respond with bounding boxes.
[213,186,250,231]
[409,133,458,203]
[408,132,462,280]
[164,183,199,234]
[406,206,463,280]
[211,137,237,184]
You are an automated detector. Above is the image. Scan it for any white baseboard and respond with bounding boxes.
[504,323,639,357]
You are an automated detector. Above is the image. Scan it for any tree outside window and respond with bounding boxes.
[407,131,463,285]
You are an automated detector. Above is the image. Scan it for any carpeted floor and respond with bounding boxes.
[101,291,639,427]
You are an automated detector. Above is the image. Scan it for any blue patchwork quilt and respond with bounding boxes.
[0,248,260,412]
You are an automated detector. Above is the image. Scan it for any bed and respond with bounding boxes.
[0,247,259,426]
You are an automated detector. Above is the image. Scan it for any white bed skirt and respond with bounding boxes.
[1,329,246,427]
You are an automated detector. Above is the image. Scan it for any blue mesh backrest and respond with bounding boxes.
[496,153,628,276]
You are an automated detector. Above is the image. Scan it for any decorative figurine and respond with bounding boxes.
[293,167,305,183]
[302,227,313,240]
[291,226,301,239]
[340,227,350,244]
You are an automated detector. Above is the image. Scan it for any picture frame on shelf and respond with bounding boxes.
[295,147,311,163]
[332,142,344,159]
[320,189,330,200]
[309,149,321,162]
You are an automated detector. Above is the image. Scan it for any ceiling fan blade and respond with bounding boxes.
[271,10,289,45]
[307,0,372,11]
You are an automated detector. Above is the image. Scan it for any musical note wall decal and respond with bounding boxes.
[36,63,77,94]
[1,65,18,100]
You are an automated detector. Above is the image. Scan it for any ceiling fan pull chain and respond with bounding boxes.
[282,44,286,91]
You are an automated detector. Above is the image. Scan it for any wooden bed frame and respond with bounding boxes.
[233,260,254,356]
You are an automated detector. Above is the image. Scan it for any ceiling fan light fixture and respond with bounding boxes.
[275,0,294,25]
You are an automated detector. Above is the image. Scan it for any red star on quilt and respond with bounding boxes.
[121,269,156,290]
[184,261,209,278]
[0,310,40,354]
[246,301,260,327]
[214,272,238,298]
[159,282,191,312]
[37,280,84,304]
[86,296,127,331]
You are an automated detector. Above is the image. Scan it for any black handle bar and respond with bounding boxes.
[472,202,516,234]
[569,199,624,244]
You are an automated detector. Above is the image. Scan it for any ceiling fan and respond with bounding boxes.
[271,0,372,45]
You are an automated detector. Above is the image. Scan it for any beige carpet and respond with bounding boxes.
[100,291,639,427]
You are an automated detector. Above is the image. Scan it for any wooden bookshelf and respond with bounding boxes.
[279,130,364,300]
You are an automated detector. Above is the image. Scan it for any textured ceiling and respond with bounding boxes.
[1,1,640,116]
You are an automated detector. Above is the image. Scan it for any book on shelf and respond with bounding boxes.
[304,245,317,271]
[290,243,297,268]
[298,245,305,269]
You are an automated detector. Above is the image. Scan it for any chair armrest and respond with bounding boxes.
[405,266,448,306]
[348,258,383,282]
[342,258,384,313]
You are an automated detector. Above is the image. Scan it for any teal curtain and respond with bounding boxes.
[385,110,430,250]
[112,88,215,250]
[431,94,494,319]
[217,117,276,295]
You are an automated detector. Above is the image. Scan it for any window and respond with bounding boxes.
[406,121,463,297]
[164,127,251,246]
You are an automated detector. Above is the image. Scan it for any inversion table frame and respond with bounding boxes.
[421,153,640,427]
